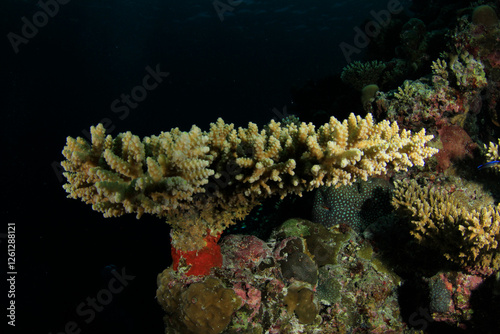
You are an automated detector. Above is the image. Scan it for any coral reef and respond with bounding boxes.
[392,179,500,274]
[452,5,500,127]
[156,219,406,333]
[373,52,487,135]
[61,114,437,258]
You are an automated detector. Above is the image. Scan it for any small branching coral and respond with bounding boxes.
[484,139,500,169]
[392,180,500,274]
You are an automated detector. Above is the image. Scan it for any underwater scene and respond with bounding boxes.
[4,0,500,333]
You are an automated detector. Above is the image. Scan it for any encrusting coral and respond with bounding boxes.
[392,179,500,274]
[312,178,393,232]
[61,114,437,258]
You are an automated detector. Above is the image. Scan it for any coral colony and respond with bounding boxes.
[62,3,500,333]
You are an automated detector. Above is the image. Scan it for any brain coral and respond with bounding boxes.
[472,5,499,27]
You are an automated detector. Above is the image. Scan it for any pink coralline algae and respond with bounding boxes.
[233,282,262,318]
[435,125,478,172]
[220,234,272,270]
[427,271,484,327]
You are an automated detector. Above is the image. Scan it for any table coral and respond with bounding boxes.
[61,113,437,258]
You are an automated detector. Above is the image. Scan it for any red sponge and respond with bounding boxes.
[171,230,223,276]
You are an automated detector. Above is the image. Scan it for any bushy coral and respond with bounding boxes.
[484,138,500,169]
[392,179,500,274]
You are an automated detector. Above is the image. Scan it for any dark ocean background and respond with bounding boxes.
[1,0,461,333]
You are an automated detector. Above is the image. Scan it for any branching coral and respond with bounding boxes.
[484,139,500,167]
[392,180,500,274]
[61,114,437,253]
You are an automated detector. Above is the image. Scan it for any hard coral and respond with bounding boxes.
[156,272,241,334]
[472,5,499,27]
[374,53,487,135]
[341,61,387,91]
[426,271,485,326]
[392,180,500,274]
[312,177,393,233]
[284,284,319,324]
[61,113,437,258]
[435,125,478,172]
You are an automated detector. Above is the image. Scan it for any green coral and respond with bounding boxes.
[156,270,242,334]
[312,178,393,232]
[340,60,387,91]
[284,284,319,324]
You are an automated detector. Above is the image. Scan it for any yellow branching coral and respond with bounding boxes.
[484,139,500,169]
[62,114,437,251]
[392,180,500,272]
[394,80,417,104]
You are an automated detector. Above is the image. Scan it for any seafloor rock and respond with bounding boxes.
[157,218,406,333]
